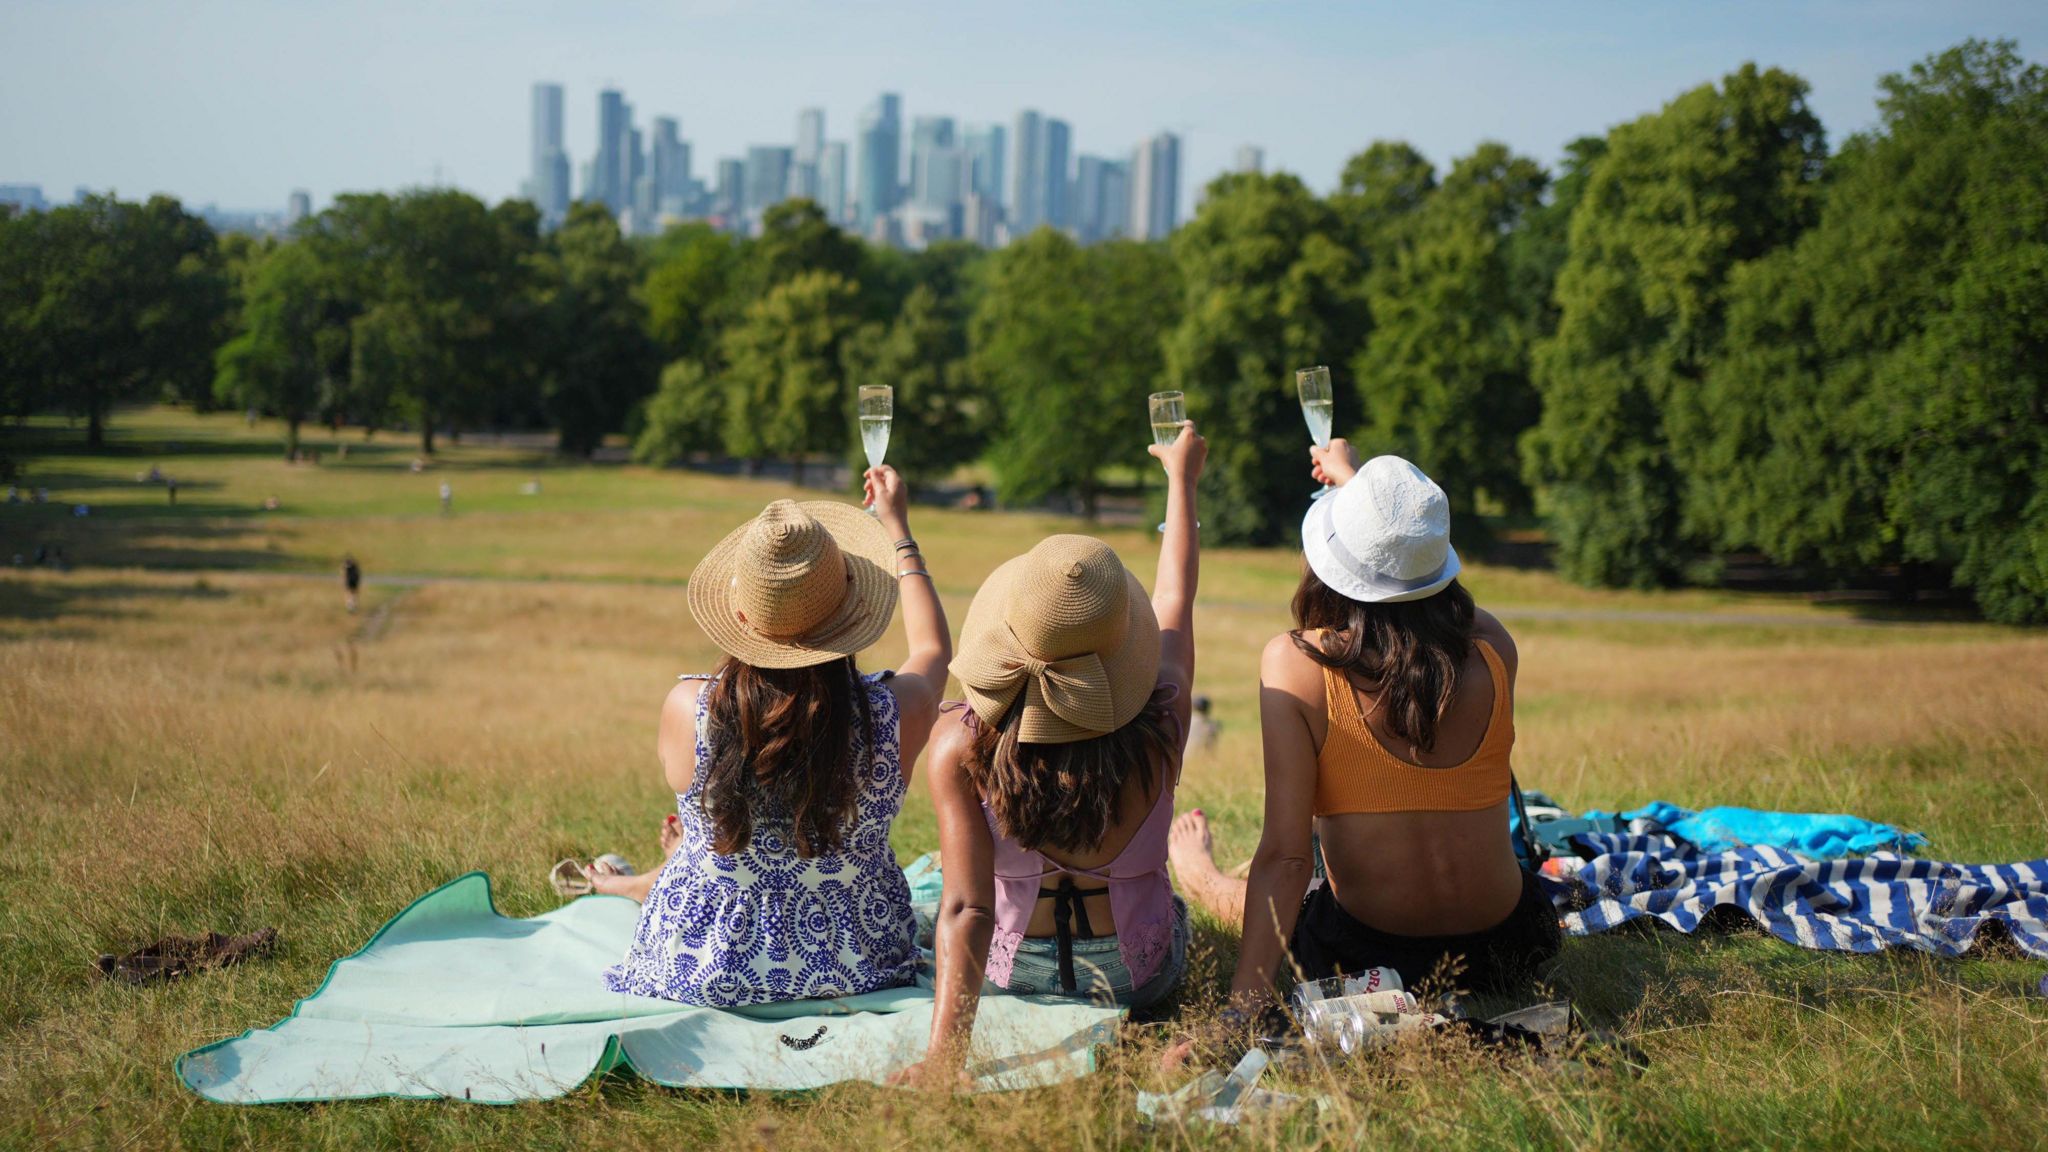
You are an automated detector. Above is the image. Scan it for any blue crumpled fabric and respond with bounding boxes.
[1583,802,1927,858]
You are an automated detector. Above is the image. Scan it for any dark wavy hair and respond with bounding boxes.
[1291,566,1477,753]
[697,655,869,857]
[964,699,1177,854]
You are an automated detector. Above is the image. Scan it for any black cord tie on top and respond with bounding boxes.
[1040,876,1109,994]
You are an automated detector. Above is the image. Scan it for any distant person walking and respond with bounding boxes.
[166,478,177,506]
[342,555,362,614]
[438,481,452,516]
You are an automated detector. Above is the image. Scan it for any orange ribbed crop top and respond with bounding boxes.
[1312,638,1514,816]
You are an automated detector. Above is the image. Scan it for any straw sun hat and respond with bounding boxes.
[1302,455,1461,604]
[953,535,1160,745]
[687,499,899,669]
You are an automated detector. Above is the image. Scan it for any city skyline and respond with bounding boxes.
[3,2,2044,217]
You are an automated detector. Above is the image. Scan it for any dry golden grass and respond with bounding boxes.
[2,408,2046,1149]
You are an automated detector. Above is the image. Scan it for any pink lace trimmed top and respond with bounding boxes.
[942,685,1182,991]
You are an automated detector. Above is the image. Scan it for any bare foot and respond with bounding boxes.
[1168,809,1219,884]
[659,812,683,858]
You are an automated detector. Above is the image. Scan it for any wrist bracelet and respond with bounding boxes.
[896,568,933,581]
[893,538,917,552]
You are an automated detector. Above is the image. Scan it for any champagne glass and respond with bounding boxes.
[859,384,892,513]
[1297,365,1334,500]
[1148,391,1193,534]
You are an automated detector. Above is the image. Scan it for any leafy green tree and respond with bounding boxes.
[0,194,226,446]
[1692,41,2048,622]
[1352,143,1548,515]
[720,270,863,478]
[743,200,863,300]
[212,242,342,455]
[311,190,540,453]
[1524,64,1825,587]
[970,233,1179,515]
[1163,172,1367,543]
[633,358,726,464]
[642,221,741,364]
[1505,136,1607,345]
[539,203,656,455]
[842,285,983,480]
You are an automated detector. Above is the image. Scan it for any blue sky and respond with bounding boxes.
[2,0,2042,215]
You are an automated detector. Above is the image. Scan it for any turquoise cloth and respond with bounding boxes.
[178,873,1122,1104]
[1586,801,1927,858]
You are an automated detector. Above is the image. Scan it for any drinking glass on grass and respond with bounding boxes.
[1297,365,1335,500]
[859,384,893,514]
[1148,391,1196,534]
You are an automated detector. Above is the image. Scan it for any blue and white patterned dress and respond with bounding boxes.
[604,671,918,1006]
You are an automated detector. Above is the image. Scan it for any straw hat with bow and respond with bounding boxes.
[953,535,1160,745]
[687,499,899,668]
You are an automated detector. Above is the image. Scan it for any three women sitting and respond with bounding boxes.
[596,425,1555,1069]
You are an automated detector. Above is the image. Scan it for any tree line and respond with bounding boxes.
[2,41,2041,622]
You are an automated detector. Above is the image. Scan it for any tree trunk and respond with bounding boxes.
[287,418,302,459]
[86,403,105,449]
[421,423,436,456]
[792,456,806,485]
[1082,483,1099,521]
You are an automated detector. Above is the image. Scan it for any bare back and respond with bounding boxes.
[1267,610,1525,937]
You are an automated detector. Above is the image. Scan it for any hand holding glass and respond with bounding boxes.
[1148,391,1196,533]
[1297,366,1334,500]
[859,385,893,513]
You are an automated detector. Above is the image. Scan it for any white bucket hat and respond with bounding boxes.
[1301,456,1461,604]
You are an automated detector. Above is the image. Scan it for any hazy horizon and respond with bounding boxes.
[3,0,2044,217]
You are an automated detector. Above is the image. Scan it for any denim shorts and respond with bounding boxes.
[914,896,1190,1010]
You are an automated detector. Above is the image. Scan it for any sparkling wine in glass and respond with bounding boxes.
[1148,391,1196,534]
[1297,366,1335,500]
[1149,390,1186,448]
[859,384,892,513]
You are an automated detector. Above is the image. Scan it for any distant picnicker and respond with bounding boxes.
[439,482,452,515]
[343,555,362,614]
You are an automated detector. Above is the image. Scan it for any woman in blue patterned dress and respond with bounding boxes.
[592,466,952,1007]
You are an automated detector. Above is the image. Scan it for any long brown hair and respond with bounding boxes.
[698,655,870,857]
[1291,566,1476,752]
[964,700,1176,854]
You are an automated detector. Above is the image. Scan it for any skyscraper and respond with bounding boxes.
[650,117,691,222]
[286,190,312,227]
[1130,132,1182,241]
[1043,117,1072,230]
[1235,145,1265,174]
[854,92,901,232]
[529,83,570,224]
[909,116,956,205]
[713,158,745,229]
[963,123,1006,214]
[1009,110,1043,235]
[1009,111,1070,237]
[819,141,849,225]
[591,89,630,215]
[1071,155,1129,244]
[745,146,793,221]
[795,108,825,167]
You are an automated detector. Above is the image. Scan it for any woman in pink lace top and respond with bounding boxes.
[897,422,1206,1088]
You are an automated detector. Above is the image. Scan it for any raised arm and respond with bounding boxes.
[1228,633,1324,1004]
[866,465,951,768]
[1146,421,1205,748]
[895,718,995,1089]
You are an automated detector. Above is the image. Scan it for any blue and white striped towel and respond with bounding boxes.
[1552,833,2048,959]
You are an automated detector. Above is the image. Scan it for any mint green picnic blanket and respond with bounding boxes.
[177,872,1122,1104]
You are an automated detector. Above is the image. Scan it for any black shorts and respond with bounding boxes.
[1287,870,1562,995]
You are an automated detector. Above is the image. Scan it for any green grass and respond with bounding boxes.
[3,407,2045,1150]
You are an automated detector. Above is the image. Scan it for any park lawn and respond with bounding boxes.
[2,407,2045,1149]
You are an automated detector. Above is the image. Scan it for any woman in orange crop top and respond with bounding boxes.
[1169,439,1561,1010]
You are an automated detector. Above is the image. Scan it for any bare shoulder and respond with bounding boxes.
[1260,631,1323,696]
[1472,609,1518,673]
[663,677,707,724]
[926,706,975,767]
